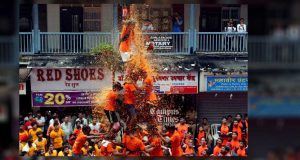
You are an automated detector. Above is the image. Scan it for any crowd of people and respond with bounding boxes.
[19,107,248,157]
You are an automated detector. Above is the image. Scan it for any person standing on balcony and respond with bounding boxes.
[172,12,183,32]
[237,18,247,51]
[225,21,236,51]
[172,12,183,52]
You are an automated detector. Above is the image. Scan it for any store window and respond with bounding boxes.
[83,7,101,32]
[221,7,240,31]
[137,5,172,32]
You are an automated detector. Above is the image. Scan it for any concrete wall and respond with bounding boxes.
[101,4,113,32]
[240,4,248,25]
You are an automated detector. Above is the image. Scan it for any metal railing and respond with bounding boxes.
[19,32,33,54]
[19,31,248,55]
[39,32,112,54]
[249,36,300,66]
[196,32,248,53]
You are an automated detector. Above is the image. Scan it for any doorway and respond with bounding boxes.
[200,7,221,32]
[60,7,83,52]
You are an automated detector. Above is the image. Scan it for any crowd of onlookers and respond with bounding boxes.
[19,109,247,157]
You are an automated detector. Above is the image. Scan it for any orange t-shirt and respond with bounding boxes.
[149,136,163,156]
[213,145,222,156]
[197,144,208,156]
[104,90,118,111]
[119,26,134,52]
[124,83,136,105]
[185,145,194,155]
[197,131,205,145]
[175,123,189,140]
[230,139,240,151]
[170,131,183,156]
[237,147,247,156]
[100,142,114,156]
[122,133,130,144]
[73,128,82,136]
[143,77,157,101]
[124,136,145,156]
[72,133,87,154]
[28,128,42,142]
[94,144,101,156]
[221,124,229,145]
[50,129,64,149]
[19,131,28,143]
[232,126,242,141]
[35,138,47,152]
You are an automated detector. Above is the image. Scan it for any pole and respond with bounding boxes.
[189,4,195,54]
[32,4,39,53]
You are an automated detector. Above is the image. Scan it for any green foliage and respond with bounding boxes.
[90,43,122,72]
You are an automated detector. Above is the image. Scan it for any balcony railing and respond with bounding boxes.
[196,32,248,53]
[19,31,248,55]
[249,36,300,67]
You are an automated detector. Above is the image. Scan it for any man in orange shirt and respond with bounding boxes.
[197,126,205,146]
[142,74,157,103]
[230,132,240,152]
[218,146,231,156]
[123,80,137,129]
[19,125,28,145]
[122,129,146,156]
[28,122,42,142]
[232,119,243,141]
[72,126,101,156]
[145,126,163,156]
[183,139,195,156]
[219,117,231,145]
[175,118,189,141]
[213,138,223,156]
[198,137,209,156]
[159,126,183,156]
[236,141,247,156]
[98,137,116,156]
[49,122,64,152]
[34,131,47,154]
[119,20,135,62]
[104,82,123,130]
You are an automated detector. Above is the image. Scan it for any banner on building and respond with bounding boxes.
[206,76,248,92]
[19,83,26,95]
[30,68,112,91]
[31,91,99,107]
[116,72,198,94]
[145,35,173,51]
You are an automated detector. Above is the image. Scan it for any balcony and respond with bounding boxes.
[19,31,248,55]
[248,36,300,69]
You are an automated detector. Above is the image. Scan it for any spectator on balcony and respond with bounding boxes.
[172,12,183,32]
[237,18,247,51]
[172,12,183,52]
[142,19,155,32]
[225,21,236,51]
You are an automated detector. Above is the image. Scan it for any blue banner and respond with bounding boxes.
[207,76,248,92]
[249,96,300,117]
